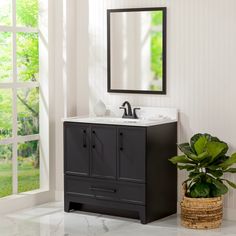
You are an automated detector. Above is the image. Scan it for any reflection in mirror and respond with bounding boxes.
[108,8,166,94]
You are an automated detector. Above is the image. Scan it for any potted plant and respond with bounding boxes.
[169,133,236,229]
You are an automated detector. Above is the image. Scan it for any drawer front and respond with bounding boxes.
[65,176,145,205]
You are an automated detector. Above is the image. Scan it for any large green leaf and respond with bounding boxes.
[207,165,219,170]
[193,135,208,155]
[210,136,221,142]
[210,155,229,166]
[178,142,211,163]
[209,178,228,196]
[210,184,224,197]
[220,153,236,169]
[223,179,236,189]
[197,151,209,161]
[206,141,228,162]
[190,134,203,154]
[199,155,214,167]
[169,155,194,164]
[207,169,223,178]
[190,133,212,153]
[177,143,204,162]
[188,171,202,179]
[189,182,211,198]
[177,165,195,171]
[178,143,196,156]
[224,168,236,173]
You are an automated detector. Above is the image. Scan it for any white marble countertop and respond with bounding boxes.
[63,107,178,127]
[63,116,177,127]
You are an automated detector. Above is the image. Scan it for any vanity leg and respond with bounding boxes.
[64,201,71,212]
[65,201,83,212]
[139,210,147,224]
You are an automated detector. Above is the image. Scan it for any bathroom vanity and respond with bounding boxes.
[63,108,177,224]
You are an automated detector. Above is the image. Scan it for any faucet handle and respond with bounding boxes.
[133,107,140,119]
[119,106,127,117]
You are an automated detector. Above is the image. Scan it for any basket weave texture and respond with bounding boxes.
[181,196,223,229]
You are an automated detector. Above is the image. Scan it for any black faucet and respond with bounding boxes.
[119,101,140,119]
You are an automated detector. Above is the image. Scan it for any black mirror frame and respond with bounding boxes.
[107,7,167,95]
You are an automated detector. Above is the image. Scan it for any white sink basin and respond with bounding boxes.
[88,117,140,123]
[63,116,176,127]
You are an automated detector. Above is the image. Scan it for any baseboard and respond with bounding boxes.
[0,190,53,215]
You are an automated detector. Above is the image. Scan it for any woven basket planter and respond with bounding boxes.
[180,196,223,229]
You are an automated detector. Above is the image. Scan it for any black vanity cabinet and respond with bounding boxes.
[64,121,177,224]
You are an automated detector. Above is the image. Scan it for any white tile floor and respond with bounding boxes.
[0,202,236,236]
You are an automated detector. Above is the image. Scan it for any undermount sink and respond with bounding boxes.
[89,117,141,123]
[63,116,175,127]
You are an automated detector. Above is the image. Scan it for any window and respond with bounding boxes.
[0,0,39,198]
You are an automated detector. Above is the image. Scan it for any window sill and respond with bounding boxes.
[0,189,53,215]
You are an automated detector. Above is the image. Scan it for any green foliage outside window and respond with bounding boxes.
[0,1,12,26]
[0,32,12,82]
[16,0,39,27]
[0,89,12,139]
[17,33,39,82]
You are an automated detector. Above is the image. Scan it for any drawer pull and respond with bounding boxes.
[90,186,116,193]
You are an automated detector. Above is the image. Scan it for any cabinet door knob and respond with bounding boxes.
[82,129,87,148]
[119,132,123,151]
[92,130,96,148]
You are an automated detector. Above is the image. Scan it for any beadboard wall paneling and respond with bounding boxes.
[86,0,236,214]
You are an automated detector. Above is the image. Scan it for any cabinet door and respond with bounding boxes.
[118,127,146,183]
[90,125,116,179]
[64,122,90,176]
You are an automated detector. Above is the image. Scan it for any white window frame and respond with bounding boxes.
[0,0,54,215]
[0,0,40,195]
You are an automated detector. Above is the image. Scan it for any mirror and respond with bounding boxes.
[107,8,167,94]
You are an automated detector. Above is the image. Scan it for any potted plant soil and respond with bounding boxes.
[169,133,236,229]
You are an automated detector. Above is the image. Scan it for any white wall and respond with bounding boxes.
[54,0,236,219]
[53,0,78,199]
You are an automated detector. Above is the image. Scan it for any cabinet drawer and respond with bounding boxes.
[65,176,145,205]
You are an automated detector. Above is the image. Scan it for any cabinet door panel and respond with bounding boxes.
[64,123,90,176]
[91,125,116,179]
[118,127,146,183]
